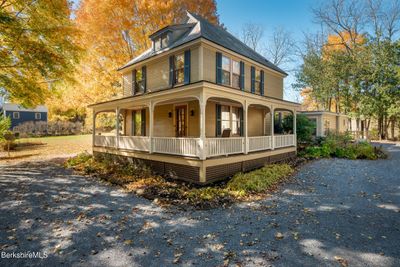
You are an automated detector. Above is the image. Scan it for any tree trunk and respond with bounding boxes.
[390,118,395,140]
[365,119,370,140]
[378,116,383,140]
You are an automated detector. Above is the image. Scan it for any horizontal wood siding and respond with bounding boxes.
[202,44,284,100]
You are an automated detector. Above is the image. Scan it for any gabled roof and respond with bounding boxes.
[119,12,287,76]
[1,103,48,112]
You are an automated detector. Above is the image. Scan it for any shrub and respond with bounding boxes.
[296,114,316,144]
[227,164,293,196]
[13,120,84,136]
[301,133,384,160]
[66,153,295,207]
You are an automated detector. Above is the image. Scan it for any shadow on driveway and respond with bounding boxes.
[0,143,399,266]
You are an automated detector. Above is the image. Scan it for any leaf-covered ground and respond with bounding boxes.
[0,135,91,163]
[0,142,399,266]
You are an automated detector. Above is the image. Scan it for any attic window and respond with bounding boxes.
[154,33,168,51]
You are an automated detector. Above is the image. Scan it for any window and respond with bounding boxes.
[132,109,146,136]
[310,118,317,136]
[154,34,168,51]
[161,34,168,48]
[135,69,144,93]
[13,112,19,119]
[217,104,242,136]
[221,55,231,86]
[174,53,185,84]
[154,38,161,51]
[35,113,41,120]
[221,105,230,132]
[231,106,242,135]
[232,60,240,88]
[254,69,261,94]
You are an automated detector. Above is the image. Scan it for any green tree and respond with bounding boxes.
[0,0,81,107]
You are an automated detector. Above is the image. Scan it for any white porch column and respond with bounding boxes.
[293,109,297,147]
[244,100,248,154]
[149,101,154,154]
[92,110,96,149]
[271,106,275,150]
[199,95,206,160]
[116,107,120,149]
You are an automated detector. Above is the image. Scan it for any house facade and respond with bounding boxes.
[1,103,48,129]
[299,111,349,137]
[90,12,299,184]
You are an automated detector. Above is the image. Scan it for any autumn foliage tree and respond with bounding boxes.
[0,0,81,107]
[48,0,219,125]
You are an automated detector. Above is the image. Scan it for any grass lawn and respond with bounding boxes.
[0,134,92,163]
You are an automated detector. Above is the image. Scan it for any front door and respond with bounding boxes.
[175,105,187,137]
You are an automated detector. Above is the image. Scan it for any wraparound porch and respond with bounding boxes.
[90,83,298,183]
[94,134,295,159]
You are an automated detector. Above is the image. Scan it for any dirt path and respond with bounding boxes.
[0,143,399,266]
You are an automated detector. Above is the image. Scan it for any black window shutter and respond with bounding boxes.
[132,69,137,95]
[239,107,244,136]
[131,110,136,136]
[239,61,245,90]
[141,109,146,136]
[260,70,264,96]
[142,66,147,93]
[250,66,255,93]
[216,52,222,84]
[216,104,221,136]
[184,50,191,84]
[169,55,175,87]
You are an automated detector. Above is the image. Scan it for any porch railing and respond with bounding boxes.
[206,137,244,157]
[153,137,200,157]
[119,136,150,152]
[249,136,272,152]
[94,135,116,148]
[94,135,295,158]
[274,134,295,148]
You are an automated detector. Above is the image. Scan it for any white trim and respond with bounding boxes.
[3,103,47,113]
[13,111,20,119]
[173,103,189,137]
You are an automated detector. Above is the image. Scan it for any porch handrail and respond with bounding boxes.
[206,137,244,158]
[94,135,116,148]
[153,137,200,157]
[274,134,295,148]
[248,136,272,152]
[119,136,150,151]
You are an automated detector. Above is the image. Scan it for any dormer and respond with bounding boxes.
[149,23,195,52]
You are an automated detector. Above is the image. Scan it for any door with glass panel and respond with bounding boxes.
[175,105,187,137]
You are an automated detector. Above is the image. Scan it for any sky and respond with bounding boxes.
[216,0,323,102]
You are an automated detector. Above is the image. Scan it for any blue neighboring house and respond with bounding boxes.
[1,103,48,129]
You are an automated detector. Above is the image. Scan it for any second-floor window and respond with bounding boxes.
[217,52,242,89]
[35,113,41,120]
[135,68,145,94]
[232,60,240,88]
[221,55,231,86]
[13,112,20,119]
[254,69,261,94]
[174,53,185,84]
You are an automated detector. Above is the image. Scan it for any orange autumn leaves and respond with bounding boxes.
[47,0,219,122]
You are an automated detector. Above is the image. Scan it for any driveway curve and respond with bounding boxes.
[0,143,399,266]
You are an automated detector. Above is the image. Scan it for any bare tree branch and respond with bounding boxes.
[239,22,264,52]
[263,26,295,67]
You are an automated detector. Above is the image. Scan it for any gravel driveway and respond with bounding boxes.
[0,143,399,267]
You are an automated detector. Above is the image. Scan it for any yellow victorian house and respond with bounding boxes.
[90,12,299,184]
